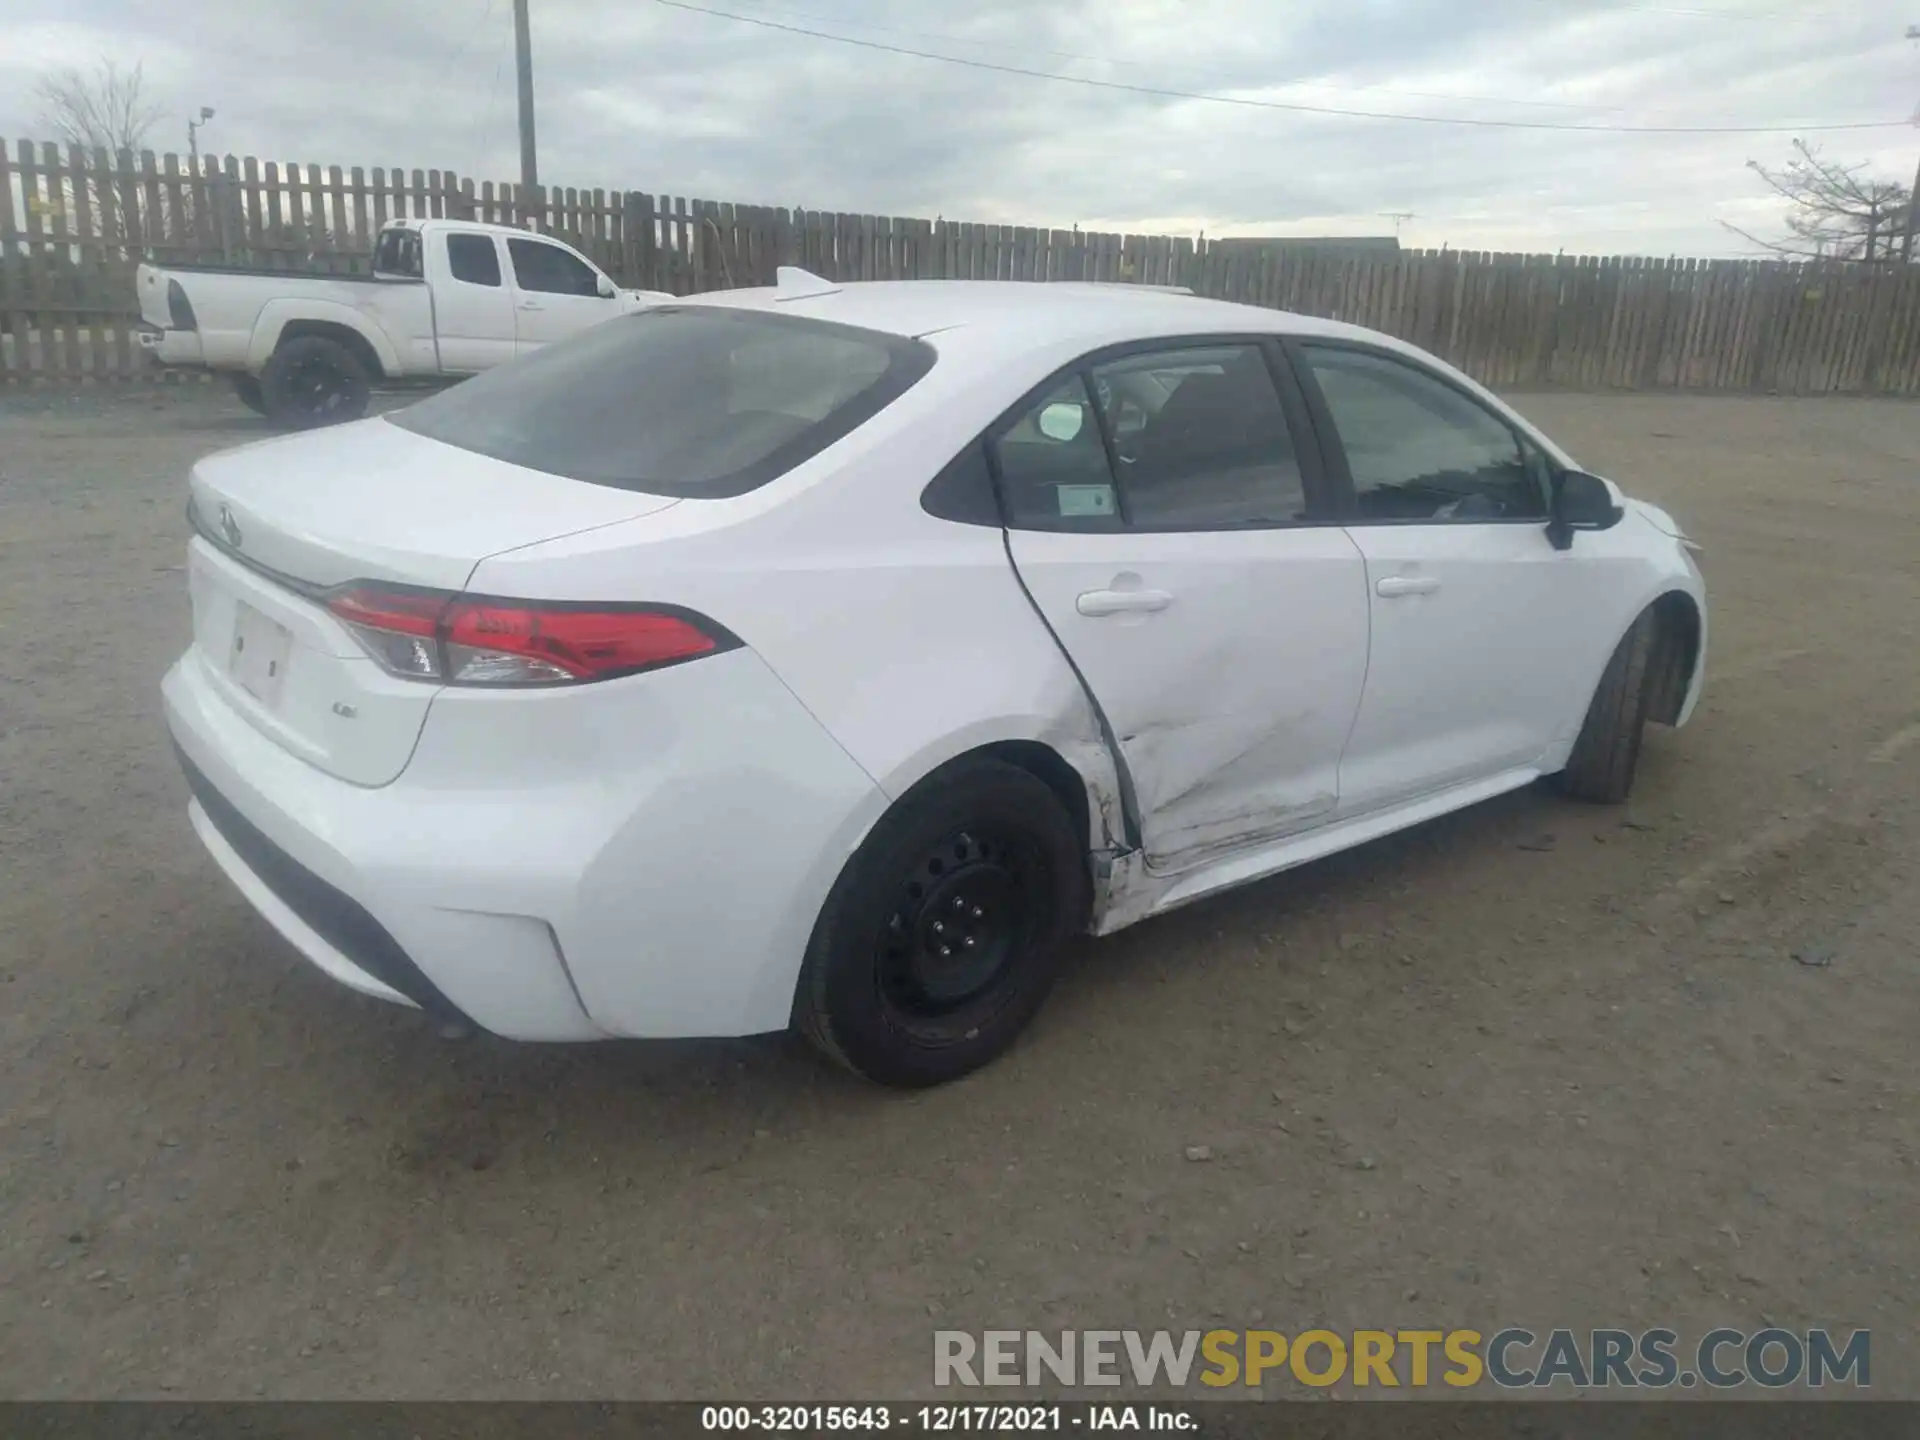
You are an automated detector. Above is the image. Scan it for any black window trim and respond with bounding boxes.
[445,230,503,288]
[506,234,603,297]
[959,331,1341,535]
[1282,335,1556,528]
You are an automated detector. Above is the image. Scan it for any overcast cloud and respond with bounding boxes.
[3,0,1916,255]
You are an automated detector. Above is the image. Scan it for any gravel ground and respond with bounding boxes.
[0,384,1916,1400]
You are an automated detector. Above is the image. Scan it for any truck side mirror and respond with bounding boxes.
[596,274,617,299]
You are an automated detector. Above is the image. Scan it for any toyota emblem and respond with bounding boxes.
[218,503,243,549]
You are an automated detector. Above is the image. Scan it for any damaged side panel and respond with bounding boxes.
[1002,524,1373,891]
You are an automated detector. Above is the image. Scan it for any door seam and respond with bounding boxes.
[998,527,1144,853]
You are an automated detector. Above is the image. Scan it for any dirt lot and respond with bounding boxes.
[0,385,1916,1400]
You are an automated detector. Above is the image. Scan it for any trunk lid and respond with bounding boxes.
[185,417,681,786]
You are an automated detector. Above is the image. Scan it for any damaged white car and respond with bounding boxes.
[162,270,1706,1086]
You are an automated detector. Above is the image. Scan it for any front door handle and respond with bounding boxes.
[1077,588,1173,617]
[517,300,544,311]
[1375,575,1441,598]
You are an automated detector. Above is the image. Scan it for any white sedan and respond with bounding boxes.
[161,270,1706,1086]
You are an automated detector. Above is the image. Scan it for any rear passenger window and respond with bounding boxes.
[446,233,501,287]
[990,376,1122,531]
[1090,345,1307,527]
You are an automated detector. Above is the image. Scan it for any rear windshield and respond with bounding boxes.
[388,307,935,498]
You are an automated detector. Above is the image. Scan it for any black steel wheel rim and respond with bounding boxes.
[876,826,1045,1023]
[289,358,347,418]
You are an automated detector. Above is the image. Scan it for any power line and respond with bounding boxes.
[715,0,1630,113]
[653,0,1909,134]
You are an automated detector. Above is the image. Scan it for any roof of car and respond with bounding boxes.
[675,278,1379,351]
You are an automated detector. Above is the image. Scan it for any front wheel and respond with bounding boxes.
[1553,610,1658,803]
[232,374,268,415]
[795,760,1087,1087]
[260,335,371,429]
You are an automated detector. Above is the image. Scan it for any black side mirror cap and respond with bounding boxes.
[1547,469,1624,550]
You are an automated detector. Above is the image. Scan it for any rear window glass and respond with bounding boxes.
[374,228,423,279]
[388,307,935,498]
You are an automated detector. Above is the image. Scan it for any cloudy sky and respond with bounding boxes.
[4,0,1916,255]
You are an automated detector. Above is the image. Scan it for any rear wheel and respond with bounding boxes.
[260,335,371,429]
[232,374,267,415]
[795,760,1086,1087]
[1554,609,1658,803]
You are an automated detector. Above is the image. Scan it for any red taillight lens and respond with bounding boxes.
[324,584,732,686]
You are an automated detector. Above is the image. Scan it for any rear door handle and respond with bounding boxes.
[1375,575,1440,598]
[1076,588,1173,617]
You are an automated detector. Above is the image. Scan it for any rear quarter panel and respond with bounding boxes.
[461,357,1129,851]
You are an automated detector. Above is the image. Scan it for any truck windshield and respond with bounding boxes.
[387,307,935,498]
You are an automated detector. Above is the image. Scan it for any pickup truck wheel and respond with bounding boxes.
[261,336,371,429]
[232,375,267,415]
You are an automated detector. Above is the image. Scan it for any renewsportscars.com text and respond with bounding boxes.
[934,1327,1871,1390]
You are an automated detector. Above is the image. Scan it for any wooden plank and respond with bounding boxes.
[287,160,314,256]
[1897,271,1920,394]
[1,140,28,380]
[1628,258,1660,390]
[89,145,135,377]
[1715,262,1743,390]
[240,155,264,258]
[347,166,370,257]
[160,152,190,254]
[327,165,349,259]
[1842,267,1878,392]
[17,140,60,378]
[138,150,165,264]
[42,143,83,378]
[1879,268,1920,393]
[63,144,106,380]
[261,161,286,267]
[672,196,691,291]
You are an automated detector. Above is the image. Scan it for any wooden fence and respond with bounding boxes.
[6,136,1920,394]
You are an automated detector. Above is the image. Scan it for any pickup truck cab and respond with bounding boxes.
[136,218,673,427]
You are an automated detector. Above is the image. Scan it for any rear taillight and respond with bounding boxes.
[167,278,197,331]
[325,583,735,686]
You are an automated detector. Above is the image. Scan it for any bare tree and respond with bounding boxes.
[31,59,168,250]
[1722,140,1914,264]
[34,58,164,153]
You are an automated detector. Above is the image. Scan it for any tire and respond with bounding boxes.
[1554,609,1658,804]
[232,374,267,415]
[260,335,371,429]
[795,760,1087,1088]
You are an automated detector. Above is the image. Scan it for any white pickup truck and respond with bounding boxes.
[135,218,674,427]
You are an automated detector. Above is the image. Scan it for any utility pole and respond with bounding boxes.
[1905,24,1918,263]
[514,0,540,221]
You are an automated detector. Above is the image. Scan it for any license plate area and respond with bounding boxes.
[230,600,293,707]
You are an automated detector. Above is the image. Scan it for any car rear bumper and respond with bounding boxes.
[162,645,888,1041]
[136,323,205,367]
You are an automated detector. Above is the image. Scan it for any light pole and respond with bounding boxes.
[186,105,215,170]
[186,106,216,244]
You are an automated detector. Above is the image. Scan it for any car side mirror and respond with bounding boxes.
[1547,469,1625,551]
[596,274,617,299]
